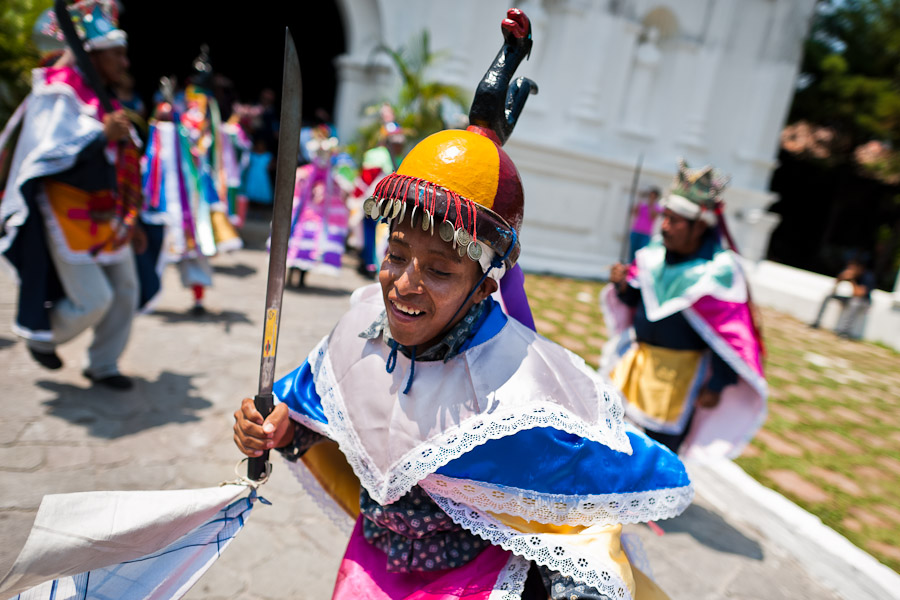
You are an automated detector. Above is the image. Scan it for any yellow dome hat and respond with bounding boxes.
[363,8,537,269]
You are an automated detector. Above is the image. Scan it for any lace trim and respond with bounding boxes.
[420,475,693,527]
[308,336,386,500]
[489,553,531,599]
[561,345,629,449]
[313,336,632,506]
[429,494,634,600]
[283,405,333,440]
[280,455,355,536]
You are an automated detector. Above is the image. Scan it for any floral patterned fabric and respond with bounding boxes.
[360,485,489,573]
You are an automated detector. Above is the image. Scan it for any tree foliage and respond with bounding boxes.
[0,0,52,124]
[771,0,900,287]
[789,0,900,179]
[353,30,469,160]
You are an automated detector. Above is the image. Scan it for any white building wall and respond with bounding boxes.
[332,0,817,277]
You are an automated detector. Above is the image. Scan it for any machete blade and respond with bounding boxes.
[249,28,302,481]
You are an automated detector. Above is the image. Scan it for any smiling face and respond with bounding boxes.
[660,208,706,255]
[379,220,498,350]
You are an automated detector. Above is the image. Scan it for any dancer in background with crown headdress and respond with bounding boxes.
[0,0,144,389]
[601,160,768,460]
[234,9,689,599]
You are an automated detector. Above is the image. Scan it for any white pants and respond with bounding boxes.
[835,296,870,338]
[28,235,138,378]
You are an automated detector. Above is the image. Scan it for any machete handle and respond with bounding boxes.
[248,392,274,481]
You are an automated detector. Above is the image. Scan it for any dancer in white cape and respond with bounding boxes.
[233,9,692,599]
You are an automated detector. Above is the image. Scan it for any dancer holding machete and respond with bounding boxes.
[235,9,691,599]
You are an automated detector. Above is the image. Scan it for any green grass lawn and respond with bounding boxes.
[523,273,900,573]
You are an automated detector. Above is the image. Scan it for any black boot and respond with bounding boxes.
[83,370,134,391]
[28,346,63,370]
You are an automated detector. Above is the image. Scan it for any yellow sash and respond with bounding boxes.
[611,342,702,425]
[44,180,118,255]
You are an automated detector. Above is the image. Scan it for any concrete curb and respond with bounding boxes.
[687,458,900,600]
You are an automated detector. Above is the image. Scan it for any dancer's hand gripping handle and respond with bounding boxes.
[234,395,293,480]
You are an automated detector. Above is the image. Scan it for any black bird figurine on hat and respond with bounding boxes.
[467,8,538,146]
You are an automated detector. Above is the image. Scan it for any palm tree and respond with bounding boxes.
[354,30,470,159]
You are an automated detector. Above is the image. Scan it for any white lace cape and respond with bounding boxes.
[418,473,693,527]
[275,287,696,599]
[304,285,632,508]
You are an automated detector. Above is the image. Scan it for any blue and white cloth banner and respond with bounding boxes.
[0,485,257,600]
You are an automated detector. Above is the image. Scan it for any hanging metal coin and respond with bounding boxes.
[410,204,418,228]
[467,241,483,261]
[429,212,435,235]
[422,209,431,231]
[375,198,387,220]
[455,228,472,248]
[363,197,376,218]
[382,198,395,219]
[439,220,455,242]
[457,244,466,257]
[391,199,402,220]
[398,199,407,224]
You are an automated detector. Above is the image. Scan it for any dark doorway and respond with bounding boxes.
[120,0,345,124]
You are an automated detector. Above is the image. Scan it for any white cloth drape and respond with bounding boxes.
[0,485,254,600]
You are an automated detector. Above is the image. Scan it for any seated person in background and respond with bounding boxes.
[810,257,875,339]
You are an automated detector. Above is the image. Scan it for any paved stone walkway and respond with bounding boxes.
[522,274,900,575]
[0,227,863,599]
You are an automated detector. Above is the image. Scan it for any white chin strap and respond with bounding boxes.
[478,243,507,282]
[661,194,718,226]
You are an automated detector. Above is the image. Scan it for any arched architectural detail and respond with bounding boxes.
[333,0,383,59]
[331,0,392,143]
[641,5,679,41]
[325,0,816,274]
[617,5,680,136]
[620,25,662,133]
